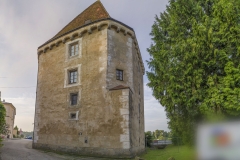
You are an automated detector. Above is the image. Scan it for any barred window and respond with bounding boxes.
[70,93,78,105]
[69,70,78,84]
[116,69,123,81]
[69,42,79,57]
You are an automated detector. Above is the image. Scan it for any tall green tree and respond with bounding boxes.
[147,0,240,145]
[0,101,6,145]
[14,125,19,136]
[0,102,6,132]
[145,131,154,147]
[155,129,162,139]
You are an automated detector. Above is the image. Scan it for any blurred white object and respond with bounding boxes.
[197,121,240,160]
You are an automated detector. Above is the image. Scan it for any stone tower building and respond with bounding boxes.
[33,1,145,158]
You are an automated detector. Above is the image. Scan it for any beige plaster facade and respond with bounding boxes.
[2,101,16,138]
[13,129,17,137]
[33,1,145,158]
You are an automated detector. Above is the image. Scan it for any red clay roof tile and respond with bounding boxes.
[52,1,110,39]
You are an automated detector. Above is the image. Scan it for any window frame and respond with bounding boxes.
[68,69,78,84]
[70,113,76,119]
[64,64,81,88]
[116,69,123,81]
[68,111,79,120]
[70,93,78,106]
[65,38,82,61]
[69,42,79,57]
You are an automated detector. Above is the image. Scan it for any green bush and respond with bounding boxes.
[0,102,6,147]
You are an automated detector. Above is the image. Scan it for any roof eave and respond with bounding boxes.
[38,18,134,49]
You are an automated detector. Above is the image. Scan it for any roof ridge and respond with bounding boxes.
[97,1,111,18]
[51,1,110,40]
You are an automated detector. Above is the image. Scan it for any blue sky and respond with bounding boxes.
[0,0,169,131]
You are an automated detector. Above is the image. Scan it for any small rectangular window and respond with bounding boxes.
[85,137,88,143]
[69,42,79,57]
[69,70,78,84]
[70,113,76,119]
[64,65,81,88]
[139,83,140,95]
[116,69,123,81]
[139,103,141,124]
[139,104,140,115]
[69,111,79,120]
[70,93,78,105]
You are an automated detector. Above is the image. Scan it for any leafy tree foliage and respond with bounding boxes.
[155,129,162,139]
[14,126,18,130]
[0,123,10,136]
[147,130,171,141]
[147,0,240,145]
[0,102,5,128]
[0,102,6,144]
[145,131,154,147]
[14,125,20,136]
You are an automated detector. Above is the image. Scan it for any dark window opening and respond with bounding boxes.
[139,103,141,120]
[116,69,123,81]
[139,104,140,113]
[69,70,78,84]
[139,83,140,95]
[70,113,76,119]
[85,137,88,143]
[70,93,78,105]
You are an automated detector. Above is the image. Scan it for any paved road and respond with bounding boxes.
[0,139,110,160]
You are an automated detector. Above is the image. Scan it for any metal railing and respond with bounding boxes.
[151,140,172,146]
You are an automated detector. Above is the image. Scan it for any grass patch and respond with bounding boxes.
[140,145,196,160]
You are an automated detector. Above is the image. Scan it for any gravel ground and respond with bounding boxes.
[0,139,120,160]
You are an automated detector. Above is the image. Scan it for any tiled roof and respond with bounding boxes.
[109,85,130,91]
[2,101,11,104]
[38,1,135,49]
[52,1,110,40]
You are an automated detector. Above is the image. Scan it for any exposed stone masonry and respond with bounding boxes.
[33,1,145,158]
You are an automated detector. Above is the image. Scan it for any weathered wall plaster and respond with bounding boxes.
[33,20,144,158]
